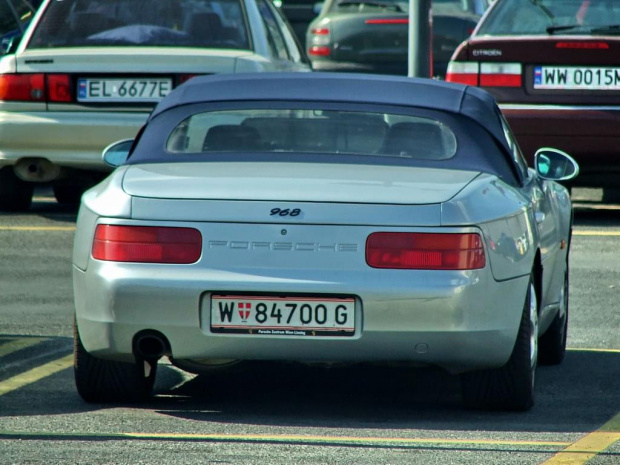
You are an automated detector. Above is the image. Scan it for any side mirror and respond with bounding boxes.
[313,2,324,15]
[534,148,579,181]
[102,139,134,167]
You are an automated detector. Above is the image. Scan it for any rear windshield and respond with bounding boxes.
[477,0,620,36]
[165,109,458,160]
[27,0,250,49]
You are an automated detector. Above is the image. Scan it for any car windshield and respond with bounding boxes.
[476,0,620,36]
[27,0,250,49]
[166,108,458,160]
[329,0,483,14]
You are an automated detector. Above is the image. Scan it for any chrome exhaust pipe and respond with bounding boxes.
[14,157,61,183]
[133,332,169,361]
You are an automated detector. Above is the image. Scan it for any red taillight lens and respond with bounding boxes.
[311,27,330,35]
[308,45,331,56]
[365,19,409,24]
[366,232,486,270]
[0,74,45,101]
[445,62,479,86]
[92,225,202,264]
[479,63,522,87]
[47,74,72,102]
[177,74,197,85]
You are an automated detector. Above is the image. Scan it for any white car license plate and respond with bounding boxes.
[77,78,173,102]
[534,66,620,90]
[211,294,356,337]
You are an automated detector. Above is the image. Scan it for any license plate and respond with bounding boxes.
[534,66,620,90]
[210,294,356,337]
[77,78,173,102]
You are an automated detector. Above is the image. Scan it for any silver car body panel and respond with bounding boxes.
[73,160,572,373]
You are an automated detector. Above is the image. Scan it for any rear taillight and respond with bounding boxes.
[365,19,409,24]
[445,62,479,86]
[366,232,485,270]
[308,27,331,56]
[92,225,202,264]
[479,63,522,87]
[0,73,73,102]
[446,62,522,88]
[47,74,72,102]
[0,74,45,101]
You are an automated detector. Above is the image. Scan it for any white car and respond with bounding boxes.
[0,0,309,210]
[73,72,578,411]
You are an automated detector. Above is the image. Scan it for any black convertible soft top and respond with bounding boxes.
[149,72,511,155]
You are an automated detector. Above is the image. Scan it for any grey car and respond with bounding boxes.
[306,0,488,77]
[73,72,578,411]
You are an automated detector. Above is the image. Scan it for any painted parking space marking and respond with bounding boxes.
[572,230,620,236]
[0,430,573,450]
[0,226,75,231]
[0,337,47,358]
[542,411,620,465]
[0,354,73,397]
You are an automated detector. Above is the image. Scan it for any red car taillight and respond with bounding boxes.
[366,232,486,270]
[0,74,46,101]
[308,27,331,56]
[446,62,522,88]
[92,225,202,264]
[0,73,73,102]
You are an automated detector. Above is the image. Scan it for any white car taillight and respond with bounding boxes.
[446,62,522,88]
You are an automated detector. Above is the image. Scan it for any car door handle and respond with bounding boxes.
[535,211,546,224]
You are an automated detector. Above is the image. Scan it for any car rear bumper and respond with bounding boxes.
[74,264,529,374]
[500,104,620,187]
[0,111,148,171]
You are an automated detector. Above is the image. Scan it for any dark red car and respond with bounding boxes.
[446,0,620,196]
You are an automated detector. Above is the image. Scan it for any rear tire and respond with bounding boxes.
[461,274,538,411]
[0,167,34,211]
[73,319,156,403]
[539,270,568,365]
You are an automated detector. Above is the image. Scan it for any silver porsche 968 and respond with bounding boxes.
[72,72,579,411]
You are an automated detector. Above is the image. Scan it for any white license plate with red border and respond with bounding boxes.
[210,294,356,337]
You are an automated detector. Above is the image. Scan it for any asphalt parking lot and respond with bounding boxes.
[0,188,617,464]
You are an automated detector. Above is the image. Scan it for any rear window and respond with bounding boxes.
[165,108,458,160]
[27,0,250,49]
[477,0,620,36]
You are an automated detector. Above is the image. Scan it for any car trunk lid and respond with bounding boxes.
[450,36,620,105]
[124,162,481,225]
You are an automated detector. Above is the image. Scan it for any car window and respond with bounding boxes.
[256,0,290,60]
[27,0,250,49]
[476,0,620,36]
[498,111,528,179]
[1,0,39,45]
[165,108,458,160]
[265,0,305,63]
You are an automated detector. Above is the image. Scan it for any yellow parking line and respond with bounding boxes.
[0,337,46,357]
[0,354,73,397]
[0,226,75,231]
[572,230,620,236]
[541,411,620,464]
[567,348,620,353]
